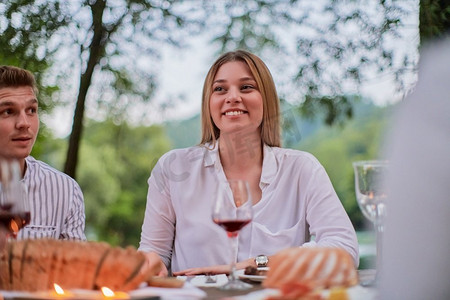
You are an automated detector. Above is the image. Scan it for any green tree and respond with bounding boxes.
[0,1,68,156]
[420,0,450,44]
[208,1,418,125]
[78,119,171,245]
[1,0,424,179]
[1,0,204,179]
[60,0,207,179]
[298,102,392,230]
[0,1,66,102]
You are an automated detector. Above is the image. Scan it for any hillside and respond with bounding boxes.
[163,100,394,232]
[164,100,385,150]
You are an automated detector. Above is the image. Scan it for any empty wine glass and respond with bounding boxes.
[353,160,388,286]
[212,179,253,290]
[0,159,30,243]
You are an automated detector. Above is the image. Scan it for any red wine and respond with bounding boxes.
[0,206,30,237]
[214,219,251,237]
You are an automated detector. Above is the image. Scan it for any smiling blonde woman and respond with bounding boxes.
[138,50,358,277]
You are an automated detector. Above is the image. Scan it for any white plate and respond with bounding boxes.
[0,284,203,300]
[234,285,378,300]
[237,267,269,282]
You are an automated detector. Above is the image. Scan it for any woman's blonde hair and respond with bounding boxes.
[200,50,281,147]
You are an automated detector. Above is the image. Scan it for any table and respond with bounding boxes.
[0,270,377,300]
[199,282,263,300]
[198,269,377,300]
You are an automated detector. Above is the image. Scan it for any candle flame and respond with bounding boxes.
[101,287,115,297]
[53,283,65,295]
[10,219,19,234]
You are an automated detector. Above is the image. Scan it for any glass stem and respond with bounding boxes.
[375,215,384,279]
[228,233,238,281]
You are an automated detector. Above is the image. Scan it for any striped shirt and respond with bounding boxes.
[17,156,86,240]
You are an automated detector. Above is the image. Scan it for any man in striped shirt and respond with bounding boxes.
[0,65,86,240]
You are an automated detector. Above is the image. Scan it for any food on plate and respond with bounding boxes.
[146,276,184,288]
[265,281,322,300]
[244,266,268,276]
[328,287,350,300]
[0,238,156,292]
[263,247,358,290]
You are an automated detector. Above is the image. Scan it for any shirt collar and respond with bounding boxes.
[202,141,218,168]
[260,144,277,184]
[202,140,277,184]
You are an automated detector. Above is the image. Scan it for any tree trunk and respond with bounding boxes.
[64,0,107,179]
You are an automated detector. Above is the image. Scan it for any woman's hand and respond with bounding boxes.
[173,258,255,276]
[173,264,229,276]
[142,251,169,277]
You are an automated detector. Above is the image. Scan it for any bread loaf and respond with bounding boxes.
[20,238,53,291]
[95,246,146,290]
[263,247,358,290]
[10,238,27,290]
[0,244,11,290]
[0,239,152,292]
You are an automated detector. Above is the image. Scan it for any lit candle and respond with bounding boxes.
[51,284,74,299]
[101,287,130,299]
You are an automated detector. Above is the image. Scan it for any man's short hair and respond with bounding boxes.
[0,65,38,95]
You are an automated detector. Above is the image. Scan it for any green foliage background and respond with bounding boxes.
[33,100,390,247]
[35,120,172,246]
[2,0,423,250]
[296,102,392,231]
[165,100,392,234]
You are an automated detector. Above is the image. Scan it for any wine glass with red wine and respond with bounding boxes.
[212,179,253,290]
[0,159,30,244]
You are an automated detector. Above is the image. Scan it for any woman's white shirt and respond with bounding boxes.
[138,142,359,272]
